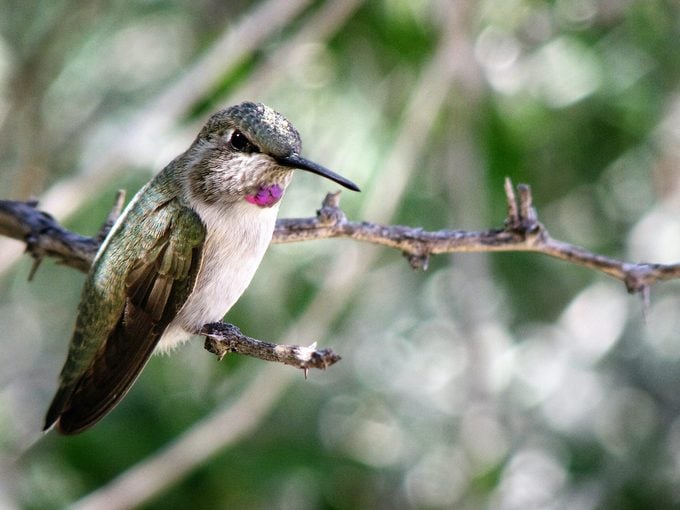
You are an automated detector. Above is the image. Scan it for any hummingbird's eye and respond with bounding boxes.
[229,130,258,153]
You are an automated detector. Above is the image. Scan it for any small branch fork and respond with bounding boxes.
[1,178,679,371]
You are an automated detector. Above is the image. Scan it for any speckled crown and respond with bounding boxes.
[203,102,302,158]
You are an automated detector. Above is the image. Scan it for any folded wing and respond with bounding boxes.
[44,200,205,434]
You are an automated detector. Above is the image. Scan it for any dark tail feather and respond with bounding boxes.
[44,390,70,432]
[44,304,160,435]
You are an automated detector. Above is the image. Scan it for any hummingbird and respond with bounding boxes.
[43,101,359,435]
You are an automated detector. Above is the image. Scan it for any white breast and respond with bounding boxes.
[157,200,279,352]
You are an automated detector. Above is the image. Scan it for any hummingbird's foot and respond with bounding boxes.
[202,322,243,360]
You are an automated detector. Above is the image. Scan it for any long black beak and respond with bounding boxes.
[277,153,360,192]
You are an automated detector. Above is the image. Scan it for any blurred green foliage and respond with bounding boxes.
[2,0,680,508]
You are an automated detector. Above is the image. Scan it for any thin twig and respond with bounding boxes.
[274,188,680,294]
[504,177,519,228]
[2,179,680,298]
[202,322,341,374]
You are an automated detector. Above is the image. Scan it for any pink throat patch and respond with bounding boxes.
[245,184,284,208]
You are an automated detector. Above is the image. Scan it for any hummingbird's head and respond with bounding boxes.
[184,102,359,207]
